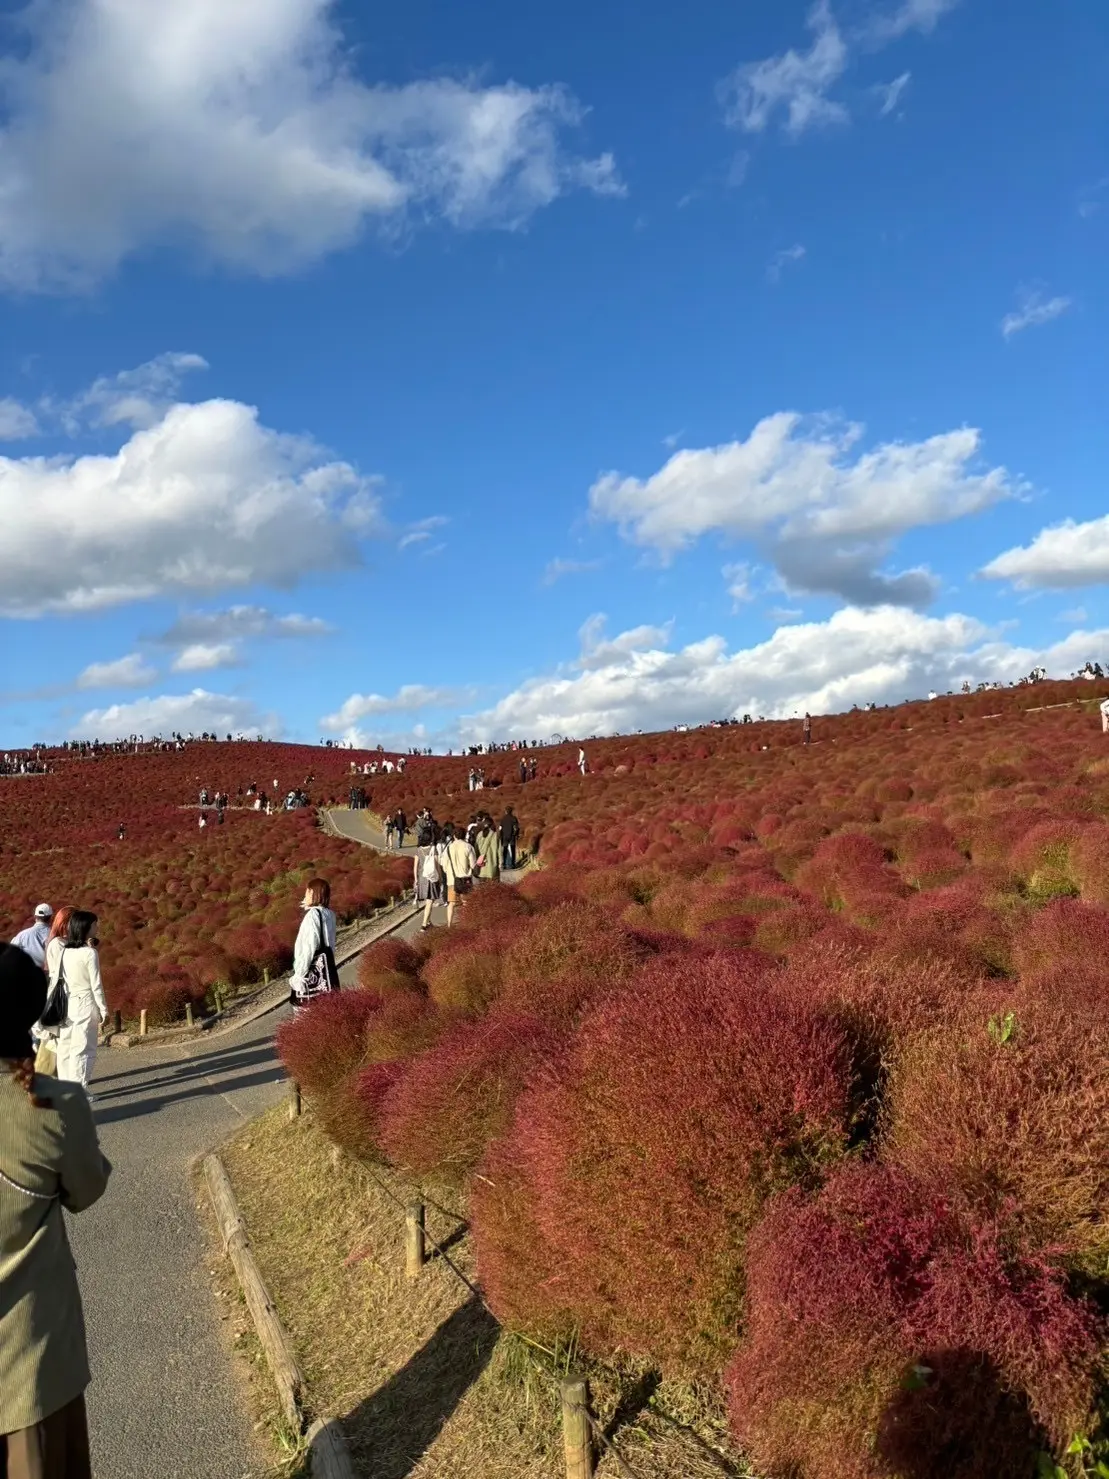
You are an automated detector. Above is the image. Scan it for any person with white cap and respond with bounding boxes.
[9,905,52,970]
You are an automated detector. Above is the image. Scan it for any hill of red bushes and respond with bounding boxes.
[278,680,1109,1477]
[0,741,410,1023]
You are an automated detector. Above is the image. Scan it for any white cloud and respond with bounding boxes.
[542,556,603,585]
[724,562,755,605]
[398,516,449,551]
[460,606,1109,740]
[1001,289,1072,339]
[722,0,955,141]
[71,689,271,740]
[767,243,806,282]
[864,0,960,44]
[0,398,40,440]
[158,606,333,644]
[577,613,674,670]
[171,643,241,672]
[876,71,911,116]
[590,412,1015,608]
[1058,607,1088,625]
[0,378,382,616]
[63,352,209,431]
[981,515,1109,590]
[321,683,467,731]
[0,0,621,291]
[75,653,157,690]
[721,1,849,138]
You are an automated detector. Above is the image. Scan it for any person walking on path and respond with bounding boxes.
[0,943,111,1479]
[475,819,503,882]
[9,906,52,970]
[803,712,812,746]
[393,810,407,850]
[499,806,520,871]
[413,839,441,932]
[518,758,527,784]
[383,813,395,850]
[578,747,587,777]
[440,826,476,927]
[52,914,108,1094]
[289,880,338,1011]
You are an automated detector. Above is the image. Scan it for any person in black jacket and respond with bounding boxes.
[499,806,520,870]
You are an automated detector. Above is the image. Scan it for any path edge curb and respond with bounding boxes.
[203,1151,356,1479]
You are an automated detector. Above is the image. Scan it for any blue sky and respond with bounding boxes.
[0,0,1105,747]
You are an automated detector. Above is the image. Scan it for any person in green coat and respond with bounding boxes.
[475,817,502,881]
[0,943,111,1478]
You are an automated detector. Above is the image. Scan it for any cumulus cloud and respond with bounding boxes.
[590,412,1015,608]
[459,606,1108,741]
[0,398,40,440]
[70,688,271,740]
[321,683,469,731]
[0,382,382,617]
[75,653,157,689]
[1001,289,1072,339]
[171,643,241,672]
[721,1,849,138]
[981,515,1109,590]
[0,0,621,290]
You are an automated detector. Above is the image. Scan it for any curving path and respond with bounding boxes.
[73,807,489,1476]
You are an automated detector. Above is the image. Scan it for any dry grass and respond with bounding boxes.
[218,1105,752,1479]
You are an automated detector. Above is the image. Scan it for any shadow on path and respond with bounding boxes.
[342,1296,498,1479]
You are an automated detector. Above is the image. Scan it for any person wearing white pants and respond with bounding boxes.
[50,911,108,1092]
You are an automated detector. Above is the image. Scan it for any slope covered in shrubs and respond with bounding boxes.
[278,681,1109,1476]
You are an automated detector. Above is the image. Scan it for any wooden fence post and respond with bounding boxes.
[288,1080,302,1120]
[560,1376,594,1479]
[405,1202,426,1279]
[263,966,269,986]
[185,1002,194,1028]
[113,1010,122,1036]
[139,1008,148,1037]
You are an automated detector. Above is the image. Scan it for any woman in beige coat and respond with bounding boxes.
[0,942,111,1477]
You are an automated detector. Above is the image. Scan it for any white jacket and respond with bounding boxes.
[291,907,336,988]
[51,944,109,1021]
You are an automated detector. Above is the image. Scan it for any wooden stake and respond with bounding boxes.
[405,1201,426,1278]
[139,1008,147,1037]
[288,1079,302,1120]
[560,1376,594,1479]
[113,1010,122,1036]
[263,966,269,985]
[185,1002,194,1028]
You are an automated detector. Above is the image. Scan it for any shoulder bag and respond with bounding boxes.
[38,948,69,1031]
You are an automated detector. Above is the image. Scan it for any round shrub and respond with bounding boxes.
[474,950,852,1374]
[726,1165,1102,1479]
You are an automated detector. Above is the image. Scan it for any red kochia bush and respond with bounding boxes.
[885,987,1109,1276]
[379,1011,565,1185]
[277,989,384,1098]
[474,951,853,1373]
[726,1165,1101,1479]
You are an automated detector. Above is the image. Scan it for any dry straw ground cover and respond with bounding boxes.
[220,1105,750,1478]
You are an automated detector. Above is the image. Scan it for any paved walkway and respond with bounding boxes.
[75,1013,289,1478]
[72,808,491,1476]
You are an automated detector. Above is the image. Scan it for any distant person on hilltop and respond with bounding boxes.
[578,748,587,776]
[9,904,52,969]
[0,942,111,1479]
[1100,696,1109,734]
[803,713,812,746]
[519,758,527,784]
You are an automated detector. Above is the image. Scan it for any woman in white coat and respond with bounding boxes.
[289,878,338,1010]
[52,911,108,1092]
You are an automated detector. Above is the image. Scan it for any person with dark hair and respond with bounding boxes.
[803,712,812,746]
[475,816,502,882]
[289,879,337,1010]
[53,913,108,1093]
[393,810,407,850]
[499,806,520,870]
[0,943,110,1479]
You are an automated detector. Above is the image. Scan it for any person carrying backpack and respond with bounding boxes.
[413,839,441,932]
[289,879,338,1011]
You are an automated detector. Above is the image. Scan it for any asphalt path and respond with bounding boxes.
[71,807,494,1477]
[73,1013,290,1479]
